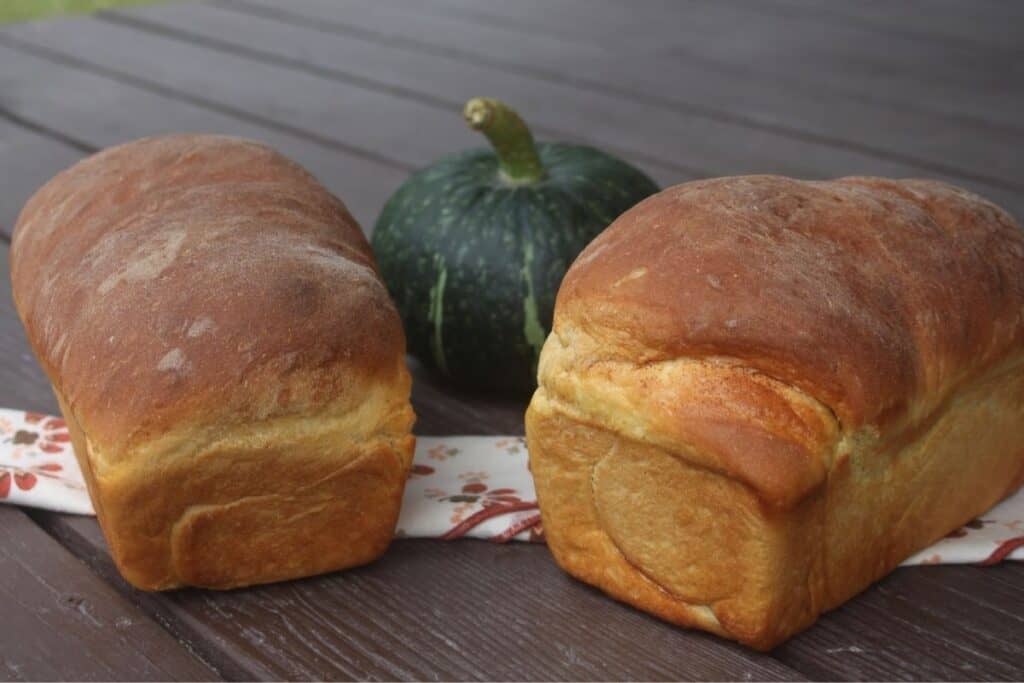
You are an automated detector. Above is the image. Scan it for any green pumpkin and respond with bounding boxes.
[372,98,659,394]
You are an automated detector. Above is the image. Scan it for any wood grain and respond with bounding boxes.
[775,564,1024,680]
[364,0,1024,132]
[219,0,1024,205]
[0,18,682,190]
[9,4,1024,219]
[747,0,1024,54]
[33,513,805,681]
[0,113,92,235]
[0,242,61,412]
[0,42,408,233]
[0,507,219,681]
[406,0,1024,59]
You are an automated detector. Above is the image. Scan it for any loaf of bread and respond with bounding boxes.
[525,175,1024,649]
[11,135,416,590]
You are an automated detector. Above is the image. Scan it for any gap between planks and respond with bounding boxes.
[0,33,416,175]
[27,509,271,681]
[3,5,1022,219]
[213,0,1024,177]
[359,0,1024,136]
[95,9,710,182]
[0,506,222,681]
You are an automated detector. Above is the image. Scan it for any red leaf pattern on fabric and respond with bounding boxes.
[492,495,522,504]
[492,513,543,543]
[979,537,1024,566]
[14,472,37,491]
[410,464,435,477]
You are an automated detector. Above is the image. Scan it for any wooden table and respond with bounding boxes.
[1,1,1022,679]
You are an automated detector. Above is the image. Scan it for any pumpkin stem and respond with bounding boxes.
[464,98,546,184]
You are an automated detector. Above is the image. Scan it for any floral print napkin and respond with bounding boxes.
[399,436,542,542]
[2,408,1021,563]
[0,409,90,515]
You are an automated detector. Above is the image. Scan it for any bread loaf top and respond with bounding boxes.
[542,176,1024,504]
[11,135,405,459]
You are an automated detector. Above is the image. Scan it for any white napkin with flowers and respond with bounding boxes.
[2,407,1021,564]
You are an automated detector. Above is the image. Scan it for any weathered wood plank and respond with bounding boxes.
[749,0,1024,54]
[0,16,684,192]
[0,507,221,682]
[0,15,598,172]
[416,0,1024,56]
[10,4,1024,222]
[453,0,1024,108]
[32,507,1024,681]
[0,113,93,235]
[0,42,409,233]
[207,0,1024,218]
[101,4,703,182]
[34,513,806,681]
[776,563,1024,680]
[407,358,527,436]
[128,0,1024,193]
[257,0,1024,148]
[0,237,63,412]
[648,0,1022,96]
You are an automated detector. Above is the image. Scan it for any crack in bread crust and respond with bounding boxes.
[538,325,842,507]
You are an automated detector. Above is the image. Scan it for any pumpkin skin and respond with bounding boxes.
[372,102,659,394]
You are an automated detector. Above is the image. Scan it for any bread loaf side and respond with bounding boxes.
[526,175,1024,648]
[11,135,415,590]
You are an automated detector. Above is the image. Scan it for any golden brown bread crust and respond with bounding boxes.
[11,135,415,590]
[526,175,1024,648]
[557,176,1024,431]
